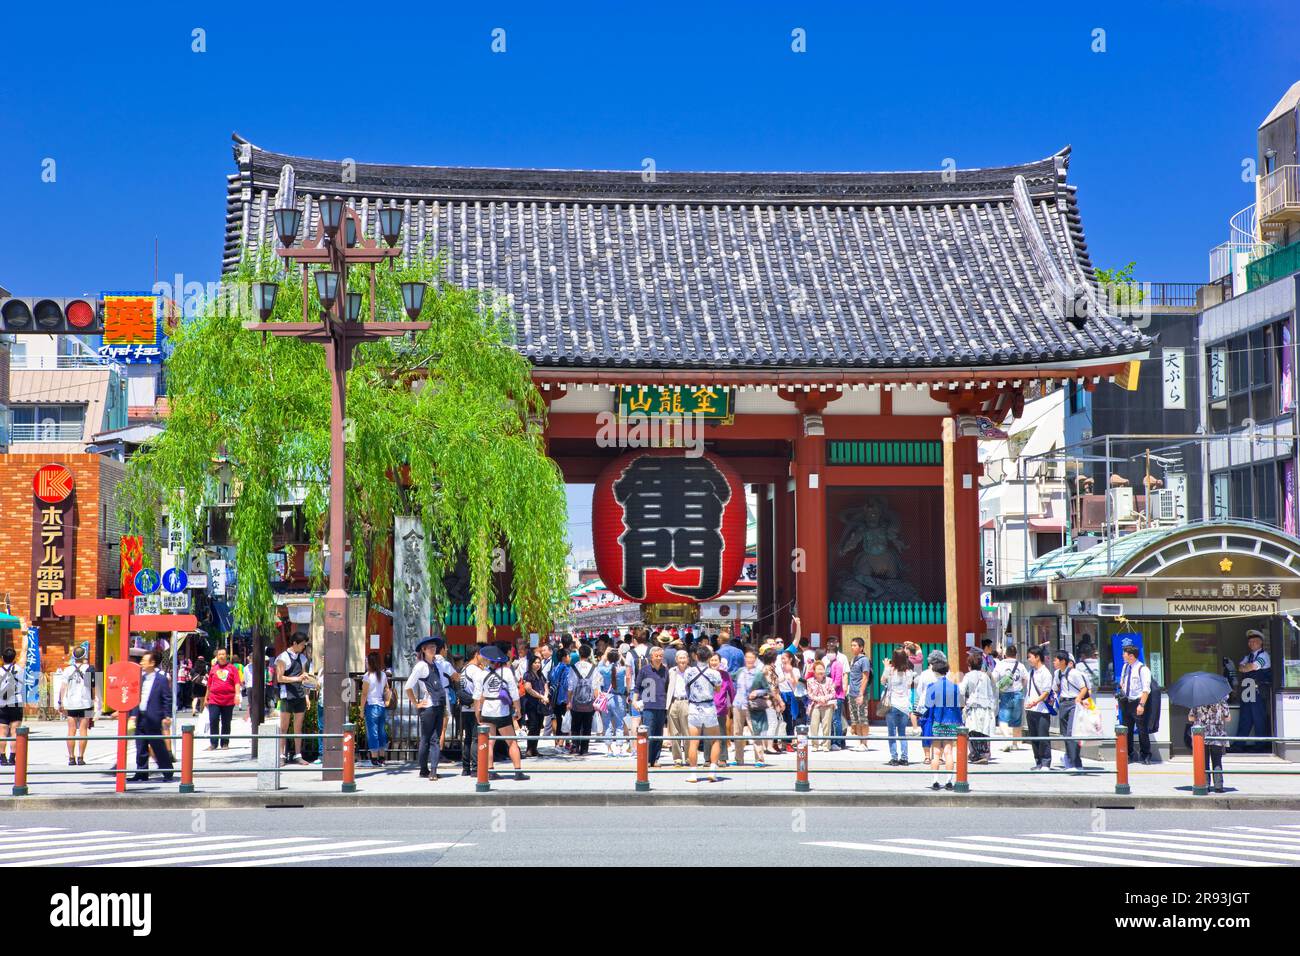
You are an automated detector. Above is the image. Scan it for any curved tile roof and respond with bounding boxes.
[225,135,1149,371]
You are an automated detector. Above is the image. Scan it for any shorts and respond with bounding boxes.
[484,714,516,730]
[66,708,91,720]
[687,702,719,730]
[847,696,870,725]
[280,696,307,714]
[997,691,1024,726]
[0,706,22,724]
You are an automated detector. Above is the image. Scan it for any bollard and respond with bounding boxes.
[342,722,357,793]
[1192,724,1207,796]
[12,727,29,797]
[257,721,281,791]
[115,710,129,794]
[954,728,970,793]
[179,725,195,793]
[475,724,491,793]
[1114,725,1131,795]
[794,723,810,792]
[635,725,650,792]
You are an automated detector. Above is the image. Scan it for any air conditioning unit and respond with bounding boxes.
[1107,487,1136,521]
[1097,603,1124,617]
[1148,489,1179,524]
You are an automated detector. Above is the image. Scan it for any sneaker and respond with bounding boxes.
[68,757,77,766]
[887,758,899,766]
[1029,764,1043,772]
[1001,745,1015,752]
[513,772,530,781]
[899,758,909,766]
[418,769,429,778]
[944,782,954,791]
[930,782,941,790]
[76,757,86,766]
[686,774,699,783]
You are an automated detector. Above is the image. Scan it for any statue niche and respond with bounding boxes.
[833,496,919,603]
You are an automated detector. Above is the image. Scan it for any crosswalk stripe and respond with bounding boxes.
[965,835,1269,866]
[7,837,323,867]
[204,842,472,867]
[0,827,68,834]
[0,834,235,862]
[1211,826,1300,841]
[94,840,393,867]
[0,830,129,848]
[805,841,1071,867]
[1023,832,1300,864]
[883,838,1184,867]
[1084,830,1300,857]
[1154,828,1300,848]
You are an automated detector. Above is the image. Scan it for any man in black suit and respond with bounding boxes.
[130,651,174,782]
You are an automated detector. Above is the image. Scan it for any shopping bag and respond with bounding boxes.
[561,709,572,734]
[1073,700,1102,737]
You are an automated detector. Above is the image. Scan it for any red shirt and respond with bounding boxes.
[205,662,241,706]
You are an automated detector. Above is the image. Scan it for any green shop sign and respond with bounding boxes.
[617,386,734,423]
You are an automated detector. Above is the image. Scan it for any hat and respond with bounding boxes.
[1246,629,1265,641]
[73,644,88,661]
[481,645,509,664]
[927,649,947,665]
[415,636,438,653]
[655,631,673,645]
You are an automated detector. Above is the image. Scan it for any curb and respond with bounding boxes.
[4,791,1299,812]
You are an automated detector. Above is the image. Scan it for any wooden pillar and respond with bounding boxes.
[954,430,983,659]
[942,417,961,666]
[756,483,774,637]
[792,411,829,647]
[774,472,796,641]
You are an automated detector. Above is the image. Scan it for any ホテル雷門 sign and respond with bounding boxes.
[30,464,76,620]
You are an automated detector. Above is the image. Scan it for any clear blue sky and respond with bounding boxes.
[1,1,1296,295]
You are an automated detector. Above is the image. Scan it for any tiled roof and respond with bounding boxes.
[226,136,1149,371]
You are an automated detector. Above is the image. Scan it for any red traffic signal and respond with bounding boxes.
[0,297,102,335]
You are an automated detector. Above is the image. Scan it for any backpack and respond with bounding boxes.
[570,663,596,712]
[0,665,19,704]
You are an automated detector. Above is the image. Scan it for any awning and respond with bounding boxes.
[0,614,21,631]
[1029,518,1065,531]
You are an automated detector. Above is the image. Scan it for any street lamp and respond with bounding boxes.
[318,197,345,237]
[345,292,363,322]
[252,282,278,320]
[272,208,302,248]
[400,281,426,320]
[314,270,340,311]
[379,205,404,247]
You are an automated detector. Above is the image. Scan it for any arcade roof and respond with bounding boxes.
[226,136,1149,372]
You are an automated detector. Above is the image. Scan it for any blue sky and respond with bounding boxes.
[2,0,1297,561]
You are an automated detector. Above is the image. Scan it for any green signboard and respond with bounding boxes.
[617,386,734,423]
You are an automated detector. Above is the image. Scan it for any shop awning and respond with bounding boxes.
[0,614,21,631]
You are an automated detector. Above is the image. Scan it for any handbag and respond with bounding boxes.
[875,696,892,719]
[593,690,610,714]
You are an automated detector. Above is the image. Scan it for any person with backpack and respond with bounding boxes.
[454,645,486,774]
[566,643,600,755]
[599,649,628,757]
[921,657,964,791]
[275,632,313,765]
[405,637,448,780]
[1024,646,1054,771]
[473,644,529,781]
[0,648,24,766]
[992,645,1027,751]
[548,647,572,753]
[1117,642,1153,764]
[58,645,96,766]
[681,645,723,783]
[1051,650,1089,771]
[960,649,998,764]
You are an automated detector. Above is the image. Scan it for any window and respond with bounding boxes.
[1208,321,1289,432]
[1211,472,1230,518]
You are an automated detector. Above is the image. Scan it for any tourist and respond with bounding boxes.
[922,657,964,791]
[666,648,692,766]
[0,648,23,766]
[1076,641,1101,695]
[729,647,756,766]
[717,627,744,676]
[806,660,837,752]
[746,648,776,765]
[520,654,549,758]
[58,645,95,766]
[1024,646,1054,771]
[548,644,572,751]
[204,647,241,750]
[362,651,390,767]
[566,643,599,755]
[473,645,528,781]
[177,657,192,712]
[600,649,628,756]
[632,644,670,767]
[129,651,174,783]
[880,649,915,766]
[682,646,723,783]
[714,654,735,764]
[825,637,850,749]
[1051,650,1088,771]
[777,649,799,747]
[847,638,871,751]
[1190,690,1231,793]
[455,645,485,774]
[960,649,997,764]
[1117,642,1153,764]
[190,656,208,717]
[405,638,447,780]
[275,633,313,765]
[913,650,944,764]
[992,644,1027,750]
[981,639,997,672]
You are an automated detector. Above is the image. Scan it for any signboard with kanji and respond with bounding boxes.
[31,464,75,620]
[617,386,734,423]
[99,292,163,364]
[106,660,141,713]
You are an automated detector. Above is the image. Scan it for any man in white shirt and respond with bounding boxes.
[405,638,448,780]
[1051,650,1089,771]
[473,645,529,781]
[665,649,692,766]
[1117,642,1153,763]
[459,645,486,776]
[57,645,96,766]
[1023,646,1054,771]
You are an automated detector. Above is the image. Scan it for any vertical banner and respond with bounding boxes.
[392,517,430,679]
[120,535,144,603]
[22,626,41,706]
[1285,459,1297,537]
[1161,347,1185,410]
[32,464,75,621]
[1282,324,1294,414]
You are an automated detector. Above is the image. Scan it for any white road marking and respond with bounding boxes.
[1153,828,1300,848]
[204,842,475,867]
[94,839,392,867]
[805,841,1072,867]
[1209,826,1300,841]
[965,835,1269,866]
[883,837,1184,867]
[7,836,322,867]
[0,830,130,848]
[0,834,242,862]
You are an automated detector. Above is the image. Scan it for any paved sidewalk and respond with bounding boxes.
[4,715,1297,806]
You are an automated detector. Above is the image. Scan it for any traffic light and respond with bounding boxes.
[0,296,103,335]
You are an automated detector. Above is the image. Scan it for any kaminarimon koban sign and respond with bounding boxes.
[592,450,747,604]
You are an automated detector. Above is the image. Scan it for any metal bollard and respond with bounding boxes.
[1114,725,1131,795]
[954,728,970,793]
[635,725,649,792]
[1192,724,1207,796]
[257,721,281,791]
[179,725,195,793]
[795,724,810,792]
[342,722,356,793]
[475,724,491,793]
[12,727,29,797]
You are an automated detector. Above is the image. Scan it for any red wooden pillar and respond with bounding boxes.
[756,483,774,637]
[790,396,831,646]
[773,473,796,641]
[954,432,983,659]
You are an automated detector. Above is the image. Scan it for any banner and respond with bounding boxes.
[392,516,430,679]
[23,626,40,706]
[120,535,144,603]
[32,464,76,621]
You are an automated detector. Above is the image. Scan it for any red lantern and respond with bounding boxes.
[592,450,747,604]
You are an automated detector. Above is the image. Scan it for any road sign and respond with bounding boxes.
[162,567,188,594]
[133,594,162,615]
[161,592,190,612]
[106,660,141,713]
[134,568,160,596]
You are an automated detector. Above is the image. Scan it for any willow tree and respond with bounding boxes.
[119,248,570,643]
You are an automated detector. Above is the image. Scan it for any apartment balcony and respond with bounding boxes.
[9,353,112,371]
[1246,235,1300,291]
[10,422,85,443]
[1208,203,1274,283]
[1258,165,1300,242]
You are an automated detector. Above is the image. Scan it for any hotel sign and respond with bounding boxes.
[31,464,75,620]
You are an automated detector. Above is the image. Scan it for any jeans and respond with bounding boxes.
[831,698,846,747]
[417,704,444,774]
[604,695,627,747]
[207,703,234,747]
[886,706,910,761]
[462,709,478,771]
[781,692,798,737]
[643,708,668,765]
[364,703,388,754]
[1057,698,1080,767]
[1026,710,1052,766]
[1207,744,1226,790]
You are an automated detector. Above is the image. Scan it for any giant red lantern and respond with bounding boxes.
[592,450,747,604]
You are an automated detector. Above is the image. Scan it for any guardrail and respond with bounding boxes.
[1191,728,1300,795]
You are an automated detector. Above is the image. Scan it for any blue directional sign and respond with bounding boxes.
[134,567,160,596]
[162,567,188,594]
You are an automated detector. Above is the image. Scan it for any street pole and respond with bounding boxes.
[251,622,262,760]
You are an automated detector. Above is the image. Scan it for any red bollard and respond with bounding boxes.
[179,725,195,793]
[795,724,810,792]
[635,725,649,792]
[12,727,29,797]
[115,710,128,793]
[954,728,970,793]
[1115,725,1131,795]
[1192,724,1207,796]
[475,724,491,793]
[342,722,356,793]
